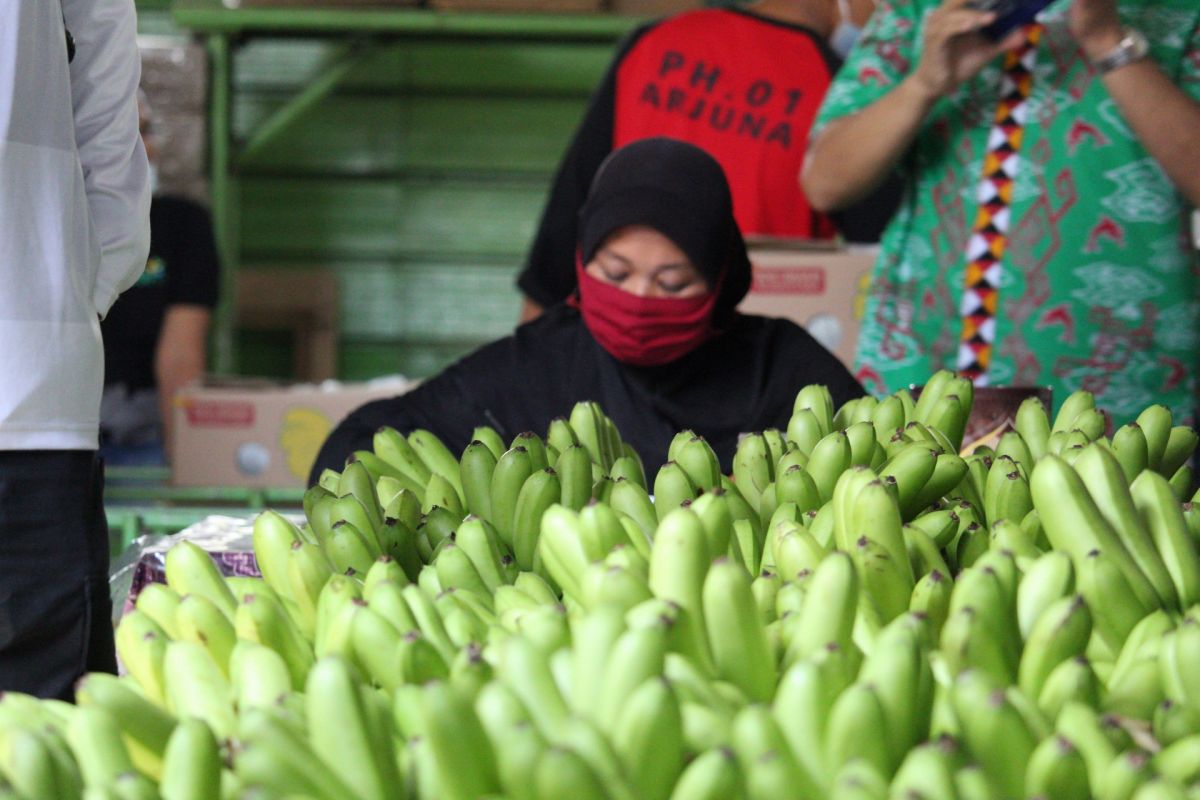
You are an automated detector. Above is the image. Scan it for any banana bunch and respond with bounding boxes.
[13,376,1200,800]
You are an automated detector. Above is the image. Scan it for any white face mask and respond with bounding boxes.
[831,0,863,57]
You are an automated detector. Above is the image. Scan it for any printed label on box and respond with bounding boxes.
[184,400,256,428]
[750,266,826,295]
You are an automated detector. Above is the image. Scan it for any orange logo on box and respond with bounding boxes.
[751,266,826,295]
[185,400,256,427]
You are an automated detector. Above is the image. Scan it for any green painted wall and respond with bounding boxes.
[141,6,627,381]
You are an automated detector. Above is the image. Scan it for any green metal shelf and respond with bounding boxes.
[172,1,646,39]
[170,0,640,375]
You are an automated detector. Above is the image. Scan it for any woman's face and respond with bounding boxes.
[585,225,710,299]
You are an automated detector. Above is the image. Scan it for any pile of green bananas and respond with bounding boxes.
[5,374,1200,800]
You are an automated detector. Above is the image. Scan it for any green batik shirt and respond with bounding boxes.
[813,0,1200,424]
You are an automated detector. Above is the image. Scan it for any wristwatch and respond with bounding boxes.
[1092,27,1149,75]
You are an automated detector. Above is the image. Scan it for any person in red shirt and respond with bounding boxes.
[517,0,896,323]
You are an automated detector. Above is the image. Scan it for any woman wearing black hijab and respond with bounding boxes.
[310,138,863,481]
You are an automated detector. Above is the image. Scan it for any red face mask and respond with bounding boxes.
[572,258,720,367]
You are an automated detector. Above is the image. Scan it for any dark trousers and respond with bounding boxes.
[0,451,117,700]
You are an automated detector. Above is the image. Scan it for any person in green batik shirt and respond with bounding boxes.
[801,0,1200,424]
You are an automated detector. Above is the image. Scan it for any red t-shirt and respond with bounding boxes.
[613,9,839,240]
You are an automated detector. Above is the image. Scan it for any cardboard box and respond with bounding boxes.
[738,238,877,370]
[171,377,413,488]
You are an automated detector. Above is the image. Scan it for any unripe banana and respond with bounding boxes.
[163,541,237,621]
[497,635,570,740]
[158,718,221,800]
[1153,735,1200,786]
[1031,455,1161,611]
[407,427,464,502]
[787,408,825,456]
[133,583,183,640]
[1132,469,1200,609]
[235,708,355,800]
[1098,749,1155,800]
[879,443,939,520]
[114,611,169,706]
[460,440,498,523]
[1036,655,1100,720]
[1055,701,1120,790]
[675,436,722,492]
[610,477,659,545]
[611,678,684,800]
[324,521,377,577]
[551,444,593,512]
[1018,594,1092,702]
[793,384,835,437]
[807,430,852,504]
[908,453,970,518]
[162,640,237,742]
[305,656,402,800]
[732,703,822,798]
[235,592,314,691]
[824,681,893,779]
[618,444,649,485]
[1160,426,1199,480]
[373,425,433,486]
[490,446,534,549]
[417,680,502,800]
[667,747,742,800]
[229,640,292,712]
[175,592,238,676]
[952,670,1037,799]
[74,673,176,783]
[703,558,775,702]
[1025,734,1091,800]
[909,569,953,639]
[1136,404,1173,472]
[654,461,699,520]
[65,706,135,791]
[785,551,857,665]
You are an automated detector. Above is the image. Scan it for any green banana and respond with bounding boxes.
[159,718,221,800]
[1136,404,1173,472]
[374,426,433,486]
[611,678,684,800]
[666,747,742,800]
[1017,594,1092,702]
[418,680,502,800]
[74,673,176,783]
[703,558,775,702]
[555,445,594,512]
[460,440,498,523]
[610,477,659,545]
[1031,454,1161,612]
[408,428,465,503]
[952,670,1037,799]
[163,541,237,621]
[1132,469,1200,608]
[175,592,238,676]
[654,461,700,520]
[133,582,183,640]
[1025,734,1091,800]
[306,656,402,800]
[162,640,237,742]
[807,430,852,504]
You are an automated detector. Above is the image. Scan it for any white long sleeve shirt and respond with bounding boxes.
[0,0,150,449]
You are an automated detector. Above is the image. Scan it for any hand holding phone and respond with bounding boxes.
[965,0,1054,40]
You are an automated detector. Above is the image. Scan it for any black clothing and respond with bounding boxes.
[0,452,116,700]
[102,196,220,391]
[311,305,864,482]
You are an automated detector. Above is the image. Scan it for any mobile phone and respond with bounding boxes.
[966,0,1054,40]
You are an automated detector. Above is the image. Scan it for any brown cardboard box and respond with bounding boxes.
[738,238,877,370]
[171,377,413,488]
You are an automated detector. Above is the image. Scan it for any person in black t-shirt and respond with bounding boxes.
[311,138,863,482]
[516,0,895,324]
[100,100,219,465]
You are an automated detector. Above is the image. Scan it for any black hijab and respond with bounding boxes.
[577,137,753,326]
